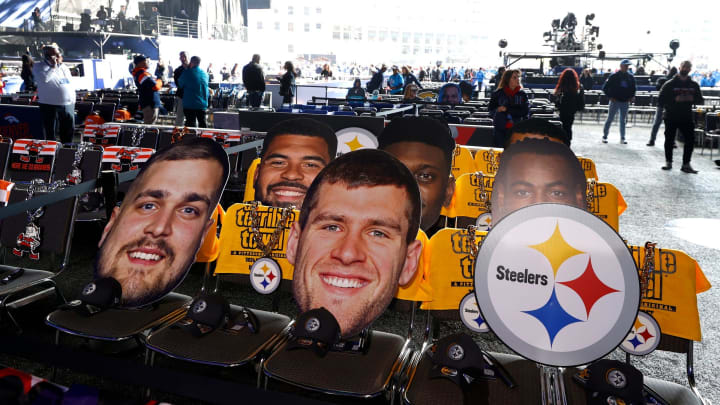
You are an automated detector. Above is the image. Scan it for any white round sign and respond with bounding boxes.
[474,204,639,367]
[459,292,489,333]
[249,257,282,294]
[335,127,378,155]
[620,311,661,356]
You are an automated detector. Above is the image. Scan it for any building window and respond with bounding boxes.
[256,21,263,30]
[288,22,294,32]
[391,31,399,42]
[316,23,322,29]
[316,7,322,14]
[274,22,280,30]
[304,7,310,16]
[368,30,376,41]
[379,30,387,42]
[304,23,310,32]
[402,32,410,43]
[288,6,293,15]
[288,44,294,53]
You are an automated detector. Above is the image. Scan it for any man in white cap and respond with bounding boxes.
[601,59,636,144]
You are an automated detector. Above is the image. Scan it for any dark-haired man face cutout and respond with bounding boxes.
[492,151,585,223]
[382,142,454,230]
[253,135,331,209]
[97,159,221,307]
[287,182,422,338]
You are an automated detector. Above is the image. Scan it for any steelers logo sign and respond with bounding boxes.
[459,292,489,333]
[476,213,492,231]
[82,282,96,296]
[620,311,661,356]
[474,204,639,367]
[335,127,378,156]
[250,257,282,295]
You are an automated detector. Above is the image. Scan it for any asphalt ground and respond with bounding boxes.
[1,117,719,404]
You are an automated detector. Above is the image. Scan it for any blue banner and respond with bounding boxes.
[0,104,44,140]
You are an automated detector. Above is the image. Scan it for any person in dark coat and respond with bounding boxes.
[242,54,265,108]
[21,54,35,92]
[346,78,366,100]
[366,64,386,93]
[554,68,585,146]
[488,69,530,147]
[279,61,296,104]
[401,66,422,90]
[579,69,594,91]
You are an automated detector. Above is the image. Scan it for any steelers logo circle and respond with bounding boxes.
[250,257,282,295]
[620,311,661,356]
[82,283,96,296]
[459,292,489,333]
[447,344,465,361]
[606,369,627,389]
[192,299,207,314]
[476,213,493,231]
[474,204,640,367]
[335,127,378,156]
[305,317,321,332]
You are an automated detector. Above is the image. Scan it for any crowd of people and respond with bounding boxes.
[11,42,718,173]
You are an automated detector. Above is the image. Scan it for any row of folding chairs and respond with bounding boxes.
[35,200,707,404]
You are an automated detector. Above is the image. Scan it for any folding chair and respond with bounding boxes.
[585,180,627,233]
[701,113,720,159]
[6,139,61,183]
[472,147,502,176]
[1,186,78,333]
[52,144,105,222]
[450,172,494,229]
[261,202,419,400]
[74,101,94,125]
[118,126,160,149]
[450,145,477,179]
[624,243,711,404]
[143,204,292,381]
[94,102,116,123]
[399,227,583,404]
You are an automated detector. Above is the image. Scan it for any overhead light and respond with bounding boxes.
[590,26,600,36]
[543,31,552,41]
[597,43,603,50]
[551,19,560,29]
[669,39,680,56]
[585,13,595,25]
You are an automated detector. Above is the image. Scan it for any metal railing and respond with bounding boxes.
[20,15,246,42]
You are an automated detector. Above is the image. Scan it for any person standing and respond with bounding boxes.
[173,51,189,126]
[178,56,209,128]
[242,54,265,108]
[31,7,44,31]
[648,67,677,146]
[601,59,636,144]
[488,69,530,147]
[473,68,485,92]
[579,69,594,91]
[387,66,405,95]
[279,61,295,105]
[658,60,703,173]
[554,68,585,146]
[131,54,162,124]
[33,44,75,143]
[366,64,386,94]
[21,54,35,92]
[402,66,422,90]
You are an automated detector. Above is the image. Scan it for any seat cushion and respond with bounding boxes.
[404,351,587,405]
[0,268,54,296]
[264,330,406,397]
[46,292,190,341]
[145,305,291,366]
[644,377,704,405]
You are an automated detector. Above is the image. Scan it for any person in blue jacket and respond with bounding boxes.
[472,68,485,92]
[700,73,716,87]
[488,69,530,147]
[402,66,422,90]
[387,66,405,95]
[178,55,209,128]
